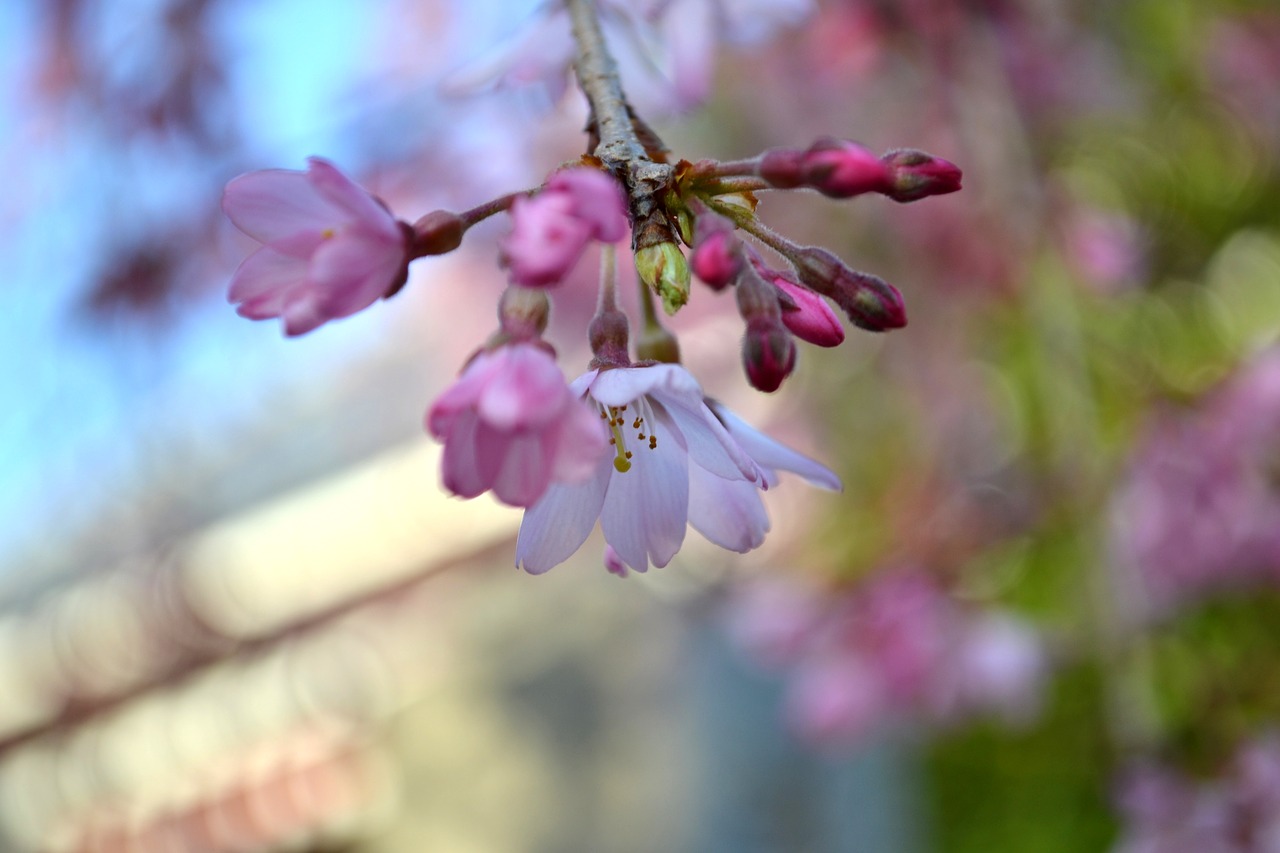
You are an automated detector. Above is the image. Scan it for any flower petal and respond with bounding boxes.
[477,346,570,429]
[515,458,612,574]
[588,363,701,407]
[489,429,554,507]
[439,410,501,499]
[228,248,307,314]
[550,399,611,483]
[599,416,689,572]
[309,234,403,318]
[659,394,760,482]
[305,157,400,240]
[687,465,770,553]
[710,402,842,491]
[222,169,342,243]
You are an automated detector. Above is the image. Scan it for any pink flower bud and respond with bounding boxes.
[690,218,743,290]
[879,148,963,202]
[790,246,907,331]
[770,274,845,347]
[802,138,891,198]
[743,317,797,393]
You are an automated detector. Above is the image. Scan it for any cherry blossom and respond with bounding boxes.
[500,168,628,287]
[426,343,608,508]
[514,363,762,574]
[223,158,409,336]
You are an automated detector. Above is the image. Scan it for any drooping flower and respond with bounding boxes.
[500,168,628,287]
[514,364,842,574]
[426,343,609,508]
[515,363,762,574]
[223,158,410,336]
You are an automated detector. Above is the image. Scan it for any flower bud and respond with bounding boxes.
[757,147,807,189]
[802,138,890,198]
[790,246,907,331]
[589,307,630,367]
[743,318,797,393]
[635,242,691,315]
[690,215,743,291]
[879,148,963,202]
[411,210,466,256]
[497,285,550,339]
[770,275,845,347]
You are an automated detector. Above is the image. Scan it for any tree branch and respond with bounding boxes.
[566,0,676,252]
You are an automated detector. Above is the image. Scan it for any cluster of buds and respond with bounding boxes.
[220,128,959,574]
[673,139,960,392]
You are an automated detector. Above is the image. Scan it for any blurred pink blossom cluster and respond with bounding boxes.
[1110,347,1280,616]
[1113,733,1280,853]
[726,569,1047,750]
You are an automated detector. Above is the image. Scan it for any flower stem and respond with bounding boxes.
[705,196,799,259]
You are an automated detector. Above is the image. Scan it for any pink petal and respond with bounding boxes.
[425,354,503,439]
[440,411,502,499]
[502,193,593,287]
[476,345,570,430]
[516,458,613,573]
[222,169,342,243]
[489,430,554,507]
[548,168,628,242]
[227,248,307,312]
[309,234,402,318]
[280,290,331,337]
[599,406,690,571]
[687,466,770,552]
[305,157,400,240]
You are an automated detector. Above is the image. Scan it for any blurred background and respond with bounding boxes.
[3,0,1280,850]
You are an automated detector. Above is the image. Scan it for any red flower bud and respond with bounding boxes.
[790,246,907,331]
[690,219,743,290]
[879,148,963,202]
[772,275,845,347]
[743,318,797,393]
[757,148,807,189]
[802,138,891,198]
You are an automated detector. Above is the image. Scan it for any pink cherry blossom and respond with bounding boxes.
[426,344,609,508]
[500,168,628,287]
[223,158,409,336]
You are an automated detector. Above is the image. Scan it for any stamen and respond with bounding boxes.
[602,404,632,473]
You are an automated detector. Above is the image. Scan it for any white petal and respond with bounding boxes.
[515,458,611,574]
[659,394,760,481]
[599,422,689,571]
[710,402,842,491]
[687,465,770,553]
[588,363,700,407]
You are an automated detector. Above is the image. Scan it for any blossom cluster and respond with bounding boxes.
[219,4,960,576]
[1110,346,1280,617]
[1112,733,1280,853]
[726,570,1047,749]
